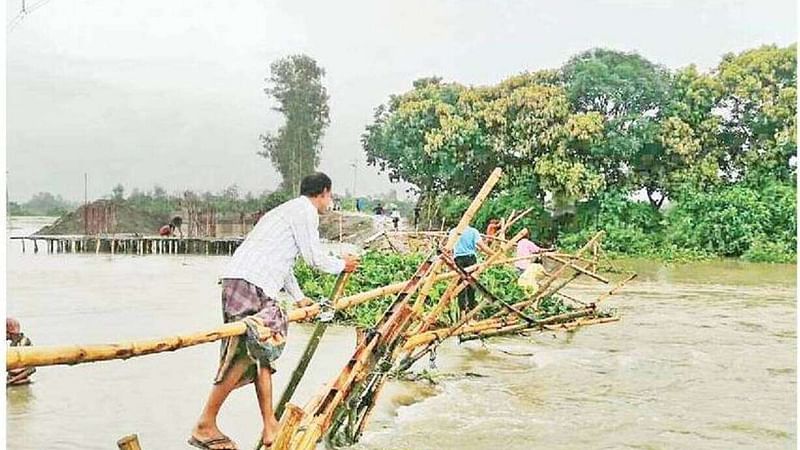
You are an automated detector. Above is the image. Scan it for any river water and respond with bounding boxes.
[6,217,797,449]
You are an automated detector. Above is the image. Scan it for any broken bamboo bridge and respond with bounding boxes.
[7,168,637,450]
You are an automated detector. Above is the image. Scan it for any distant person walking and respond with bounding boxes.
[391,209,401,231]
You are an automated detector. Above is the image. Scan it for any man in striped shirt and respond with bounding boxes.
[190,173,358,450]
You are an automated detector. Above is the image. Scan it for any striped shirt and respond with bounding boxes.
[221,196,345,300]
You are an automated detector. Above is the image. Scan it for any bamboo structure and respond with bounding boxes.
[10,235,243,256]
[6,168,638,450]
[282,169,504,449]
[412,168,503,314]
[274,273,351,419]
[117,434,142,450]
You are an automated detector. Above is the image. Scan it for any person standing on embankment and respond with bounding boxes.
[189,173,359,450]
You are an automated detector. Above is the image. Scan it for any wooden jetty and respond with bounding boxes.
[10,235,244,256]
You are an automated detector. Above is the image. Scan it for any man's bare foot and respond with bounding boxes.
[190,421,237,450]
[262,417,280,448]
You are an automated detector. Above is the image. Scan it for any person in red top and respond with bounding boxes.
[159,217,184,237]
[485,218,501,239]
[159,224,174,236]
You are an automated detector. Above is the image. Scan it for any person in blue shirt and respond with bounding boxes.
[451,225,492,319]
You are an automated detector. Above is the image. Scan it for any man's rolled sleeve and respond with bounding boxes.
[290,204,345,275]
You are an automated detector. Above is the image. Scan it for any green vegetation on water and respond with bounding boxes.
[294,250,572,328]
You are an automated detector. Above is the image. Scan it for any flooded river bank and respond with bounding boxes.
[6,218,796,449]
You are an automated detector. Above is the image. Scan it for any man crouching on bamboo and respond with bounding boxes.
[189,173,359,450]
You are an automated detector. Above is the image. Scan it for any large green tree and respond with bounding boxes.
[361,44,796,260]
[561,49,676,208]
[363,72,605,205]
[259,55,330,196]
[715,44,797,183]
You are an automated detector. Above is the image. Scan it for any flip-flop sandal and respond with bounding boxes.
[187,435,238,450]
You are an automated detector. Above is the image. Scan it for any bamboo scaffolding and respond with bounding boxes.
[495,207,533,242]
[7,168,638,450]
[290,169,504,448]
[409,229,528,336]
[411,168,503,314]
[458,271,636,342]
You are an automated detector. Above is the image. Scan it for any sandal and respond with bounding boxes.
[187,435,238,450]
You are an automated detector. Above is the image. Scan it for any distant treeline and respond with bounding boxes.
[11,183,415,220]
[9,192,76,217]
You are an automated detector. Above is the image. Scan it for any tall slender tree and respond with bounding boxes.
[259,55,330,196]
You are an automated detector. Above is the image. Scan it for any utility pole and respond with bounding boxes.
[84,173,88,235]
[350,159,357,198]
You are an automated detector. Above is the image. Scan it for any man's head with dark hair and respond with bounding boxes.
[301,172,334,213]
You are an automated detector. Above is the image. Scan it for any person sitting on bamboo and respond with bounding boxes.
[7,318,35,387]
[189,173,359,450]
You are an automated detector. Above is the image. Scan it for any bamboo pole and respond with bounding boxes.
[543,316,620,332]
[412,168,503,313]
[7,322,248,370]
[541,254,610,283]
[272,404,305,450]
[333,255,519,311]
[495,207,533,241]
[403,316,519,350]
[459,307,602,342]
[409,229,528,335]
[594,273,637,304]
[492,231,605,316]
[116,434,142,450]
[273,273,351,421]
[10,259,513,370]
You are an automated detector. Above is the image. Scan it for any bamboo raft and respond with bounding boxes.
[10,235,244,255]
[8,168,637,449]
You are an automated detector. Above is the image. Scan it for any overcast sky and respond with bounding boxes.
[6,0,796,203]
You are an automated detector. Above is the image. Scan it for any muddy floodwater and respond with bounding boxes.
[6,217,796,449]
